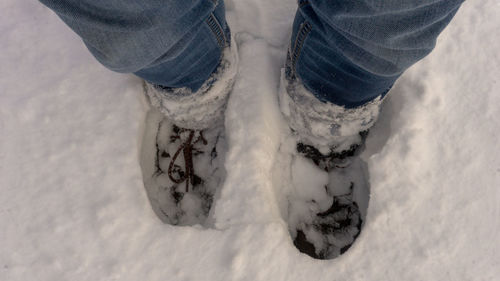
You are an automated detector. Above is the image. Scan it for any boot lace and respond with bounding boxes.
[167,127,207,192]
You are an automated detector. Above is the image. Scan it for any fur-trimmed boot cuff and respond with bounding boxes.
[145,42,238,130]
[279,69,383,153]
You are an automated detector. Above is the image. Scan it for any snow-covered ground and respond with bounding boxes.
[1,0,499,280]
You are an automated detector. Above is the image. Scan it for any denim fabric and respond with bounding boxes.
[40,0,230,92]
[41,0,462,107]
[287,0,464,108]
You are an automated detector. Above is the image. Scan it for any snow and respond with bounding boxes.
[1,0,499,280]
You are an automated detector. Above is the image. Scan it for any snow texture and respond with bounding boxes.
[1,0,500,280]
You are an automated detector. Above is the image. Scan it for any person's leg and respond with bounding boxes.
[289,0,463,107]
[281,0,464,150]
[39,0,230,92]
[280,0,464,259]
[40,0,237,225]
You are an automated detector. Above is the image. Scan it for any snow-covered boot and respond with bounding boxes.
[140,43,238,226]
[278,67,382,259]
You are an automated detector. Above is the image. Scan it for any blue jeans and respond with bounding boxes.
[40,0,230,92]
[40,0,462,107]
[287,0,463,108]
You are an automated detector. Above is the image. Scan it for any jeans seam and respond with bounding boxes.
[206,13,228,51]
[291,21,312,76]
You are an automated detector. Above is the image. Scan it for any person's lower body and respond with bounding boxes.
[39,0,463,148]
[40,0,464,256]
[40,0,238,225]
[282,0,464,151]
[277,0,464,259]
